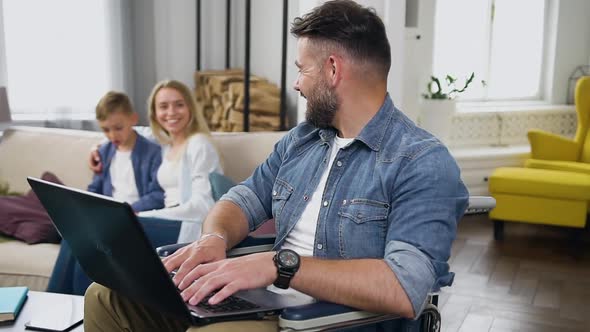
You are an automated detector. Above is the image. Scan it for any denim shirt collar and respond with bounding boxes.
[318,93,395,151]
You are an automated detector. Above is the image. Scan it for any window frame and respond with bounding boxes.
[432,0,550,103]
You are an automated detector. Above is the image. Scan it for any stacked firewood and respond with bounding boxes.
[194,69,282,132]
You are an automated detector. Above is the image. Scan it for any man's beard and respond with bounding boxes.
[304,77,339,129]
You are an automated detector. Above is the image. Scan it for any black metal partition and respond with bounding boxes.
[196,0,289,132]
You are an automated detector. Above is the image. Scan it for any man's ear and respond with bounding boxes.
[327,55,342,87]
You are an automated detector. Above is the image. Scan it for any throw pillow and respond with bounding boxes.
[208,172,236,201]
[0,172,63,244]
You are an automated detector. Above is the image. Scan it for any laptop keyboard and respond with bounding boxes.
[170,271,260,313]
[197,293,261,313]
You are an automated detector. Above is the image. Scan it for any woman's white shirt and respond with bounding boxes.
[157,156,181,208]
[138,133,222,243]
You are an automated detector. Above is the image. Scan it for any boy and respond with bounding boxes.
[46,91,164,295]
[87,91,164,212]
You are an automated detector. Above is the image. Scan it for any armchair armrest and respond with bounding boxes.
[527,129,579,161]
[279,301,399,331]
[278,301,441,332]
[466,196,496,214]
[156,235,275,258]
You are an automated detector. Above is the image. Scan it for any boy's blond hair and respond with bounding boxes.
[147,80,210,144]
[95,91,134,121]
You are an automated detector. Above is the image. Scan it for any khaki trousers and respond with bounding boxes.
[84,283,278,332]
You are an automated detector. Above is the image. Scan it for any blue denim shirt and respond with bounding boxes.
[222,94,468,316]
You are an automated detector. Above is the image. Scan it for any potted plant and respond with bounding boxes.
[419,72,478,144]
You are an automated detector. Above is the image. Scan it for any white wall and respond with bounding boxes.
[545,0,590,104]
[128,0,157,124]
[153,0,197,88]
[0,0,7,86]
[401,0,435,121]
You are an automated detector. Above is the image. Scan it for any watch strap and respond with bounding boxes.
[274,271,294,289]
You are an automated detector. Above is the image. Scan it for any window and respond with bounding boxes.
[0,0,125,118]
[432,0,546,101]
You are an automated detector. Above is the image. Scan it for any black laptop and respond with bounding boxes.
[27,177,313,325]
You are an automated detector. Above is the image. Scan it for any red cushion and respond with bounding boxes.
[0,172,62,244]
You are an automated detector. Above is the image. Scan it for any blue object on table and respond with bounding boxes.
[0,286,28,322]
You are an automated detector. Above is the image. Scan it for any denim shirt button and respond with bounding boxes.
[342,199,347,205]
[336,160,342,167]
[316,243,323,250]
[303,195,309,201]
[272,191,277,196]
[323,200,329,207]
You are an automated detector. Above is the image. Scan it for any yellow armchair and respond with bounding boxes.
[525,76,590,172]
[488,77,590,240]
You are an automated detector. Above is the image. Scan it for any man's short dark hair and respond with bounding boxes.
[291,0,391,79]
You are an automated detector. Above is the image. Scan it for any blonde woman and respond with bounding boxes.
[137,80,222,243]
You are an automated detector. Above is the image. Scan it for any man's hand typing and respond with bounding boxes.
[178,251,276,306]
[162,235,227,288]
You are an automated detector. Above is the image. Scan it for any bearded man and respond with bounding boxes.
[84,1,468,331]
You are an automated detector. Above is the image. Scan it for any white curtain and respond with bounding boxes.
[0,0,130,122]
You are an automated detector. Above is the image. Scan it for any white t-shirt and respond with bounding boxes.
[270,135,354,299]
[157,157,181,208]
[110,150,140,204]
[281,135,354,256]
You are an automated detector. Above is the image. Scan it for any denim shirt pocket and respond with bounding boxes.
[271,178,294,226]
[338,198,389,258]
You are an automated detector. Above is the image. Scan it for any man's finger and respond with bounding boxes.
[209,282,241,305]
[178,261,219,290]
[185,273,230,306]
[162,245,190,270]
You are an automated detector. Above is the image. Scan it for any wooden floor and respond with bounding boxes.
[440,214,590,332]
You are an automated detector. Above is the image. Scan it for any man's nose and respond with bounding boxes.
[293,80,300,92]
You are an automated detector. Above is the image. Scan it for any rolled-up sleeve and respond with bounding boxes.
[220,184,270,231]
[385,145,468,316]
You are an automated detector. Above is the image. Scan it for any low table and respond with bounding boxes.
[0,291,84,332]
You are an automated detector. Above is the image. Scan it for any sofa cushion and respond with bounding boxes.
[0,239,60,291]
[210,131,286,183]
[0,172,62,244]
[0,126,103,193]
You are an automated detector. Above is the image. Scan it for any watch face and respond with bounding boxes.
[279,250,300,268]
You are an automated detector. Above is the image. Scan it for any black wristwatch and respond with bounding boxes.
[273,249,300,289]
